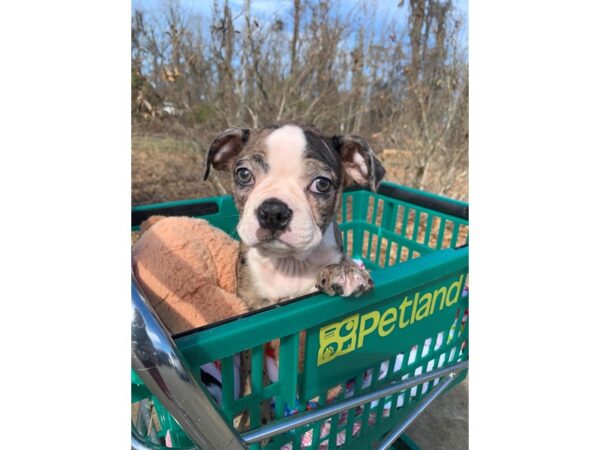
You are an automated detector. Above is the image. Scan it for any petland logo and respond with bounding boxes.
[317,275,465,366]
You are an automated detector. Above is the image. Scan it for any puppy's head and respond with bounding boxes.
[204,123,385,258]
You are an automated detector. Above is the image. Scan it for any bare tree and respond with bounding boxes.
[132,0,468,198]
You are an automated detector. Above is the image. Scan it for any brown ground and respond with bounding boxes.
[132,133,220,205]
[132,131,468,206]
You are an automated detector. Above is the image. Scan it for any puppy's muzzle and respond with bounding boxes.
[257,198,293,232]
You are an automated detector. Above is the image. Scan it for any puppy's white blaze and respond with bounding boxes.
[237,124,324,255]
[264,125,306,180]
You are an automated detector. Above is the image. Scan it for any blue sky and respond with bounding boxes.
[131,0,469,64]
[132,0,468,49]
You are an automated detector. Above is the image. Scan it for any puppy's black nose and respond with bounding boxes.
[257,198,293,231]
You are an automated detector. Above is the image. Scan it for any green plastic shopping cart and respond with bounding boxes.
[131,181,469,450]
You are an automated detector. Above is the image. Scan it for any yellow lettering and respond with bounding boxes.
[398,296,413,328]
[358,311,380,348]
[430,286,447,314]
[445,274,465,308]
[410,292,419,324]
[378,308,397,336]
[416,292,432,321]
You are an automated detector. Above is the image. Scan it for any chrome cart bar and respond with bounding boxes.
[241,360,468,444]
[376,372,457,450]
[131,277,246,450]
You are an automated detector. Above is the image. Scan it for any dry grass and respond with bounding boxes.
[379,147,468,202]
[132,133,220,205]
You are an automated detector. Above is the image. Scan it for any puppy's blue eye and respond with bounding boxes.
[310,177,332,193]
[236,168,254,185]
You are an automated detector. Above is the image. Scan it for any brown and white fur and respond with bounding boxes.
[204,122,386,310]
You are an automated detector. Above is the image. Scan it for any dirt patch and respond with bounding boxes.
[133,132,467,205]
[379,149,468,202]
[132,133,221,205]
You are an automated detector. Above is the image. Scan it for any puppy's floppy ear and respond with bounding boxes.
[333,135,386,191]
[203,128,250,180]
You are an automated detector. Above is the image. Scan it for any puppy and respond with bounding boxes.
[203,122,385,309]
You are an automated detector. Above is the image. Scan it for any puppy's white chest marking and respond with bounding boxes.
[245,223,342,302]
[247,252,320,300]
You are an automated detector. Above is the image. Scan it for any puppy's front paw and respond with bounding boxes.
[316,259,374,297]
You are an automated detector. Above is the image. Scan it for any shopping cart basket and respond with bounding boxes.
[131,181,469,450]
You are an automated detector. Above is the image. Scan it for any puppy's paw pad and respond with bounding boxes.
[317,260,374,298]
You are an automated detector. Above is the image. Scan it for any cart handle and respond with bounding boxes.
[131,275,245,450]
